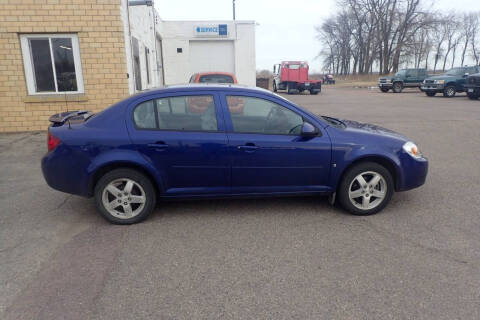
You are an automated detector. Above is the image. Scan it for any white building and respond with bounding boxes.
[124,1,256,94]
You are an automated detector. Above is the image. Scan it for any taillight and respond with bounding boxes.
[47,131,61,152]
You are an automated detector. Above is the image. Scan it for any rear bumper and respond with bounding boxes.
[299,82,321,91]
[41,146,91,197]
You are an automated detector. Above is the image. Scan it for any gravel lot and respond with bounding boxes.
[1,86,479,319]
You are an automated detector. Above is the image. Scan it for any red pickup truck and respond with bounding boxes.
[273,61,322,95]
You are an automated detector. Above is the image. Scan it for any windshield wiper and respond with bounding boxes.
[321,116,346,127]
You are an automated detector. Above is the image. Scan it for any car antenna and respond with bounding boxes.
[64,92,71,129]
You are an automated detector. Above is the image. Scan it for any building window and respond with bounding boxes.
[20,34,84,95]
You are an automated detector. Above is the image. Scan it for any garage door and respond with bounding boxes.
[189,40,235,74]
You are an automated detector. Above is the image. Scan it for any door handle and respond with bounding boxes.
[237,143,258,152]
[147,141,169,149]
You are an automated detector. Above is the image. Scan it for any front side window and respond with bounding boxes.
[20,34,84,95]
[226,96,304,135]
[406,69,417,77]
[133,95,218,132]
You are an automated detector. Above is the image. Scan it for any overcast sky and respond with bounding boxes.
[155,0,480,73]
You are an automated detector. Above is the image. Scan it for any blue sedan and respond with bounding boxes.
[42,85,428,224]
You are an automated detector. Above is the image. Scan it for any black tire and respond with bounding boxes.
[380,88,389,93]
[287,83,296,94]
[337,162,394,216]
[467,92,478,100]
[273,81,277,92]
[94,168,156,224]
[310,89,319,95]
[443,85,456,97]
[392,82,403,93]
[425,91,436,97]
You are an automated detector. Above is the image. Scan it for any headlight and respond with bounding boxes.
[434,80,445,84]
[403,141,423,159]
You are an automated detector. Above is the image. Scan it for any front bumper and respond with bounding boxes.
[396,152,428,192]
[378,82,393,89]
[421,83,444,92]
[464,84,480,94]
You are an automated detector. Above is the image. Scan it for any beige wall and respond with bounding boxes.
[0,0,129,132]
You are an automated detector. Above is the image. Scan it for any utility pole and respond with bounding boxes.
[233,0,236,20]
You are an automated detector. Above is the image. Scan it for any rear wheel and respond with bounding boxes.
[443,85,456,97]
[287,83,296,94]
[338,162,394,216]
[392,82,403,93]
[94,168,156,224]
[380,88,389,93]
[425,91,436,97]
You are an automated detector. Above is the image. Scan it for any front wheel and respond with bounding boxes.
[337,162,394,216]
[467,91,478,100]
[392,82,403,93]
[94,168,156,224]
[443,85,456,97]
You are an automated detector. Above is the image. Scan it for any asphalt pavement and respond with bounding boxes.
[1,86,479,319]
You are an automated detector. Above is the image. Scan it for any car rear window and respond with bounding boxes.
[198,74,234,83]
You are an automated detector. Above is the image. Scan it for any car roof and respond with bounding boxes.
[196,72,235,76]
[130,84,272,98]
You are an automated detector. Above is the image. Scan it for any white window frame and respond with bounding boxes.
[20,34,84,95]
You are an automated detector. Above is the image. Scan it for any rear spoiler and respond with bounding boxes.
[48,110,91,125]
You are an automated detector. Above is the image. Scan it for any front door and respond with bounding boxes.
[127,93,230,196]
[221,93,332,194]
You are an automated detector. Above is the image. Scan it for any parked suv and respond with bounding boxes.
[378,68,429,93]
[421,66,480,97]
[464,73,480,100]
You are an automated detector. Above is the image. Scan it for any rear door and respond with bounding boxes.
[220,92,332,194]
[126,92,230,196]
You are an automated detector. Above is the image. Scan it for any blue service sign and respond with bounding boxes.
[195,24,228,37]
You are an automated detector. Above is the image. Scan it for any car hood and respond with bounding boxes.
[425,75,457,81]
[339,119,408,141]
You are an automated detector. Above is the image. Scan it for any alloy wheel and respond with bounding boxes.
[102,178,146,219]
[348,171,387,210]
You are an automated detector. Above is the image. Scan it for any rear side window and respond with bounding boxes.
[226,96,304,135]
[133,100,156,129]
[133,95,218,132]
[198,74,234,83]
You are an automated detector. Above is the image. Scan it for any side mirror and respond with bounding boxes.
[301,122,318,137]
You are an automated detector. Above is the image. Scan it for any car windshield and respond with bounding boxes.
[198,74,234,83]
[395,70,406,77]
[288,64,301,70]
[445,68,464,76]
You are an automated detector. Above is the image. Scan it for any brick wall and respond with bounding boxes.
[0,0,129,132]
